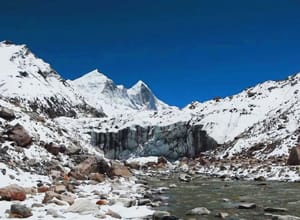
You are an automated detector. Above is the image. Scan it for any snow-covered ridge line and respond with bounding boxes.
[70,69,175,116]
[1,40,299,161]
[0,41,104,118]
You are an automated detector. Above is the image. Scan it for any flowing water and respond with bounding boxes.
[148,175,300,219]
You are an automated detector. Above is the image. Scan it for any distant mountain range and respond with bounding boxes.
[0,40,299,161]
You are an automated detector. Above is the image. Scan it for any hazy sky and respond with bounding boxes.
[1,0,300,107]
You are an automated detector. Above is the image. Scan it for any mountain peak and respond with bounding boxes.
[0,40,14,45]
[129,80,151,94]
[79,69,110,81]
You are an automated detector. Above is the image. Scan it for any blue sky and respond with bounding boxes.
[1,0,300,107]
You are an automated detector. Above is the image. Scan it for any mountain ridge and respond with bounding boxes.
[70,69,173,116]
[0,40,299,162]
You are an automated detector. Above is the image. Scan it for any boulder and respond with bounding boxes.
[89,173,105,182]
[46,208,63,218]
[238,203,256,209]
[186,207,211,215]
[54,185,66,194]
[0,107,15,121]
[37,186,49,193]
[264,207,288,213]
[70,156,109,180]
[108,161,132,178]
[43,191,74,205]
[0,184,26,201]
[179,173,192,182]
[106,209,122,219]
[138,198,151,206]
[45,143,65,156]
[9,204,32,218]
[65,199,98,214]
[96,199,108,205]
[152,211,171,220]
[266,214,300,220]
[216,212,229,219]
[49,170,62,180]
[287,146,300,165]
[6,124,32,148]
[50,197,69,206]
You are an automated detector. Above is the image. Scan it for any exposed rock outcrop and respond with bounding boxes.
[92,122,218,160]
[6,124,32,148]
[287,145,300,165]
[0,106,15,121]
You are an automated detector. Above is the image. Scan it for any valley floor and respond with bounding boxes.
[1,155,300,219]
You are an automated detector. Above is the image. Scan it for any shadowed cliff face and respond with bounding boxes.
[91,122,219,160]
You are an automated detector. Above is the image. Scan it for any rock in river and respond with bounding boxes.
[186,207,211,215]
[237,203,256,209]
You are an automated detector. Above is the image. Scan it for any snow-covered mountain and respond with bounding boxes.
[0,41,104,118]
[183,73,300,159]
[85,72,300,160]
[70,69,172,116]
[0,40,299,161]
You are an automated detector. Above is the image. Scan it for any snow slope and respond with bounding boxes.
[183,73,300,158]
[0,41,103,118]
[70,69,173,116]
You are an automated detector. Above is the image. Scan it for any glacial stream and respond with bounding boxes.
[148,175,300,219]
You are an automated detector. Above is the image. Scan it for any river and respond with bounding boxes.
[147,174,300,219]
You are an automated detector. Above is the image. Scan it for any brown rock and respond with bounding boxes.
[158,156,168,164]
[45,143,60,156]
[43,191,74,205]
[287,146,300,165]
[70,156,110,180]
[6,124,32,148]
[89,173,105,182]
[37,186,49,193]
[126,162,140,170]
[108,162,132,178]
[45,143,66,156]
[0,184,26,201]
[66,184,75,193]
[96,199,108,205]
[0,106,15,121]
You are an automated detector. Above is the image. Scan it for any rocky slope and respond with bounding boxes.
[184,73,300,160]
